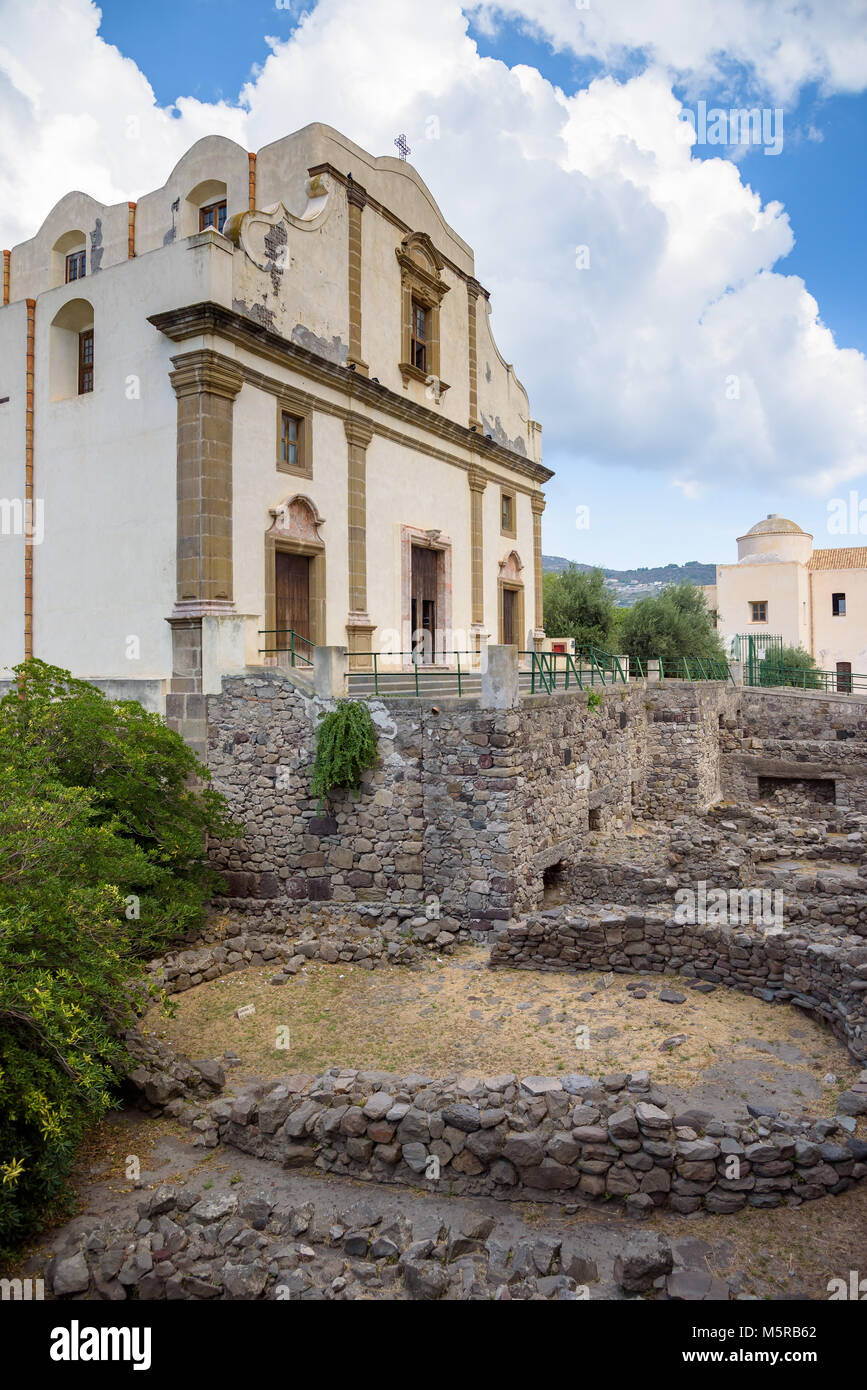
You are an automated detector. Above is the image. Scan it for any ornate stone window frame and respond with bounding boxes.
[275,390,313,478]
[396,231,450,396]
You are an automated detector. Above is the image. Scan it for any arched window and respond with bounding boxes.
[183,179,228,238]
[50,299,94,401]
[51,230,87,289]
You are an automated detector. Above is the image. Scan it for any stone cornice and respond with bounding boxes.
[148,301,553,485]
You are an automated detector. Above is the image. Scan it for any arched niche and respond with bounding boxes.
[50,297,94,401]
[183,179,228,238]
[50,229,87,289]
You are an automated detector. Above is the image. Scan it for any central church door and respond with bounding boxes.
[276,551,310,654]
[410,545,438,664]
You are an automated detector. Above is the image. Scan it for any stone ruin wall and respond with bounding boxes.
[205,675,867,924]
[720,687,867,811]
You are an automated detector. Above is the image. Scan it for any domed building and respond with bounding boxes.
[714,514,867,681]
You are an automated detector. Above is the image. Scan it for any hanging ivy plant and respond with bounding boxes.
[310,699,378,805]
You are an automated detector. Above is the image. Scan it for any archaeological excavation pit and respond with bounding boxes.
[757,775,837,810]
[142,944,859,1122]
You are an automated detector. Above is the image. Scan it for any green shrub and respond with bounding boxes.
[0,660,238,1248]
[619,582,725,666]
[759,645,820,688]
[310,700,378,804]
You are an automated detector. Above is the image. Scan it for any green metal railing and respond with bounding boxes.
[659,655,735,683]
[258,628,315,665]
[732,633,784,686]
[521,648,627,694]
[748,664,867,695]
[347,650,482,697]
[578,645,628,683]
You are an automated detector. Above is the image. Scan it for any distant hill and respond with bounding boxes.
[542,556,716,606]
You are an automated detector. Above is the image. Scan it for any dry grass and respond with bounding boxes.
[143,946,857,1108]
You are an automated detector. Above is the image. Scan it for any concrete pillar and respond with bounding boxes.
[615,654,630,680]
[314,645,348,700]
[201,614,256,695]
[481,644,519,708]
[728,660,744,686]
[647,659,661,684]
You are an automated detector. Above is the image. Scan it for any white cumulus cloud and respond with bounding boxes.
[0,0,865,495]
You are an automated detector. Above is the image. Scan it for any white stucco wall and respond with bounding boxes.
[715,561,809,649]
[2,124,547,694]
[811,569,867,671]
[0,299,28,675]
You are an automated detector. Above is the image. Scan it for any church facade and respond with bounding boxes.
[713,514,867,679]
[0,124,549,732]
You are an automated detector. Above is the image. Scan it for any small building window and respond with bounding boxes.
[78,329,94,394]
[65,250,86,283]
[275,398,312,478]
[832,592,846,616]
[281,412,301,468]
[199,201,227,233]
[501,490,516,536]
[750,600,767,623]
[410,299,427,373]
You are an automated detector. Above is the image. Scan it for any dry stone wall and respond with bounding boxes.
[204,675,867,922]
[721,688,867,810]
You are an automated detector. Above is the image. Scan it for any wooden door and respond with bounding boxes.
[411,545,438,663]
[837,661,852,694]
[275,551,310,651]
[503,587,516,646]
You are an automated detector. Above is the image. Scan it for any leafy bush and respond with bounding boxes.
[310,700,378,804]
[618,582,726,666]
[759,644,820,688]
[0,660,238,1248]
[542,566,619,650]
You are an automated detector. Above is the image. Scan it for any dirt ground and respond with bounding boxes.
[143,946,861,1122]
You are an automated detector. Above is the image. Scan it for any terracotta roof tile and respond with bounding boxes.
[807,547,867,571]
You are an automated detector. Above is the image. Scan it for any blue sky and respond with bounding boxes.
[79,3,867,566]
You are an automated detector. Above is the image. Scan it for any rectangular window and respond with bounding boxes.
[65,250,86,283]
[281,411,301,469]
[501,492,515,534]
[78,329,94,395]
[750,600,767,623]
[199,201,227,233]
[832,592,846,616]
[410,299,427,373]
[837,661,852,693]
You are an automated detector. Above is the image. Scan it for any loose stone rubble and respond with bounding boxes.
[43,1179,751,1302]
